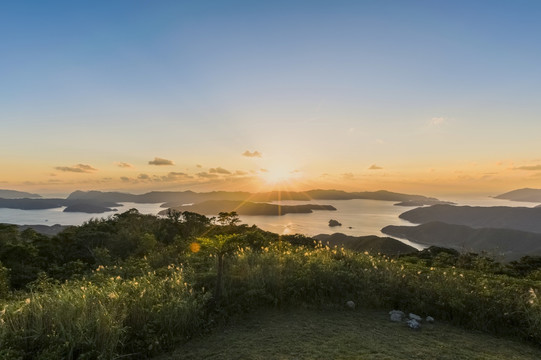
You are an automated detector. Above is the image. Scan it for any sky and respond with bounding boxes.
[1,0,541,197]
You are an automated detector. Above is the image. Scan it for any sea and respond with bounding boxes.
[1,196,539,250]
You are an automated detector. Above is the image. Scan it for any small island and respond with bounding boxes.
[328,219,342,227]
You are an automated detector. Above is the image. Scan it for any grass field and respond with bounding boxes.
[158,307,541,360]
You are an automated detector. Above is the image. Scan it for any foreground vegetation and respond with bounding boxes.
[0,210,540,358]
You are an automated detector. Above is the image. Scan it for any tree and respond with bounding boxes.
[216,211,241,227]
[197,234,241,302]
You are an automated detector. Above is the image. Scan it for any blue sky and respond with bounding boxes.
[1,1,540,195]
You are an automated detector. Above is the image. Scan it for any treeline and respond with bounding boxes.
[0,209,314,292]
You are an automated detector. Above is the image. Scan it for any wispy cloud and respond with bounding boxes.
[209,167,231,175]
[148,157,174,166]
[242,150,262,158]
[196,172,219,179]
[369,164,383,170]
[514,164,541,171]
[115,162,133,168]
[429,117,446,126]
[161,172,194,181]
[55,164,97,173]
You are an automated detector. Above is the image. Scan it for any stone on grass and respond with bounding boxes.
[406,319,421,330]
[409,313,422,321]
[346,300,355,309]
[426,316,435,323]
[389,310,405,322]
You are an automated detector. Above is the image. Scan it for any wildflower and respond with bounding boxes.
[528,288,538,305]
[25,298,31,305]
[108,292,118,299]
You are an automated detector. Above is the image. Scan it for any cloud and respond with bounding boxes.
[138,173,151,180]
[120,176,131,183]
[196,172,219,179]
[209,167,231,175]
[55,164,97,173]
[148,157,174,166]
[260,168,268,173]
[369,164,383,170]
[429,117,446,126]
[196,164,202,168]
[514,165,541,171]
[161,172,194,181]
[115,162,133,168]
[242,150,262,158]
[342,172,355,180]
[235,170,248,176]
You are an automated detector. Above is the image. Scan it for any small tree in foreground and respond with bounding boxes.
[197,234,241,303]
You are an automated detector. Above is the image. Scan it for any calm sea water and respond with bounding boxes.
[0,197,538,250]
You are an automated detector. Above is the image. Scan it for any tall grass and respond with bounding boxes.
[0,266,209,359]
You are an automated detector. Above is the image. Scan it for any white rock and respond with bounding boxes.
[346,300,355,309]
[407,319,421,330]
[426,316,435,323]
[389,310,405,322]
[409,313,422,321]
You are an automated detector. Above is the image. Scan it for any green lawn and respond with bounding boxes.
[158,307,541,360]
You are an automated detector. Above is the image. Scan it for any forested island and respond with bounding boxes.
[399,204,541,233]
[159,200,336,216]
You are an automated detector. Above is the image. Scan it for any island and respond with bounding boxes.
[63,204,117,214]
[0,189,41,199]
[494,188,541,203]
[399,204,541,234]
[159,200,336,216]
[381,221,541,261]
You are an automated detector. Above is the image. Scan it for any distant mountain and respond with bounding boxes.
[159,200,336,216]
[382,222,541,261]
[313,233,417,255]
[399,204,541,234]
[494,188,541,203]
[68,189,449,206]
[0,189,41,199]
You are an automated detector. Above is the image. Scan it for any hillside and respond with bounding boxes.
[159,200,336,216]
[399,204,541,233]
[382,222,541,261]
[314,233,417,255]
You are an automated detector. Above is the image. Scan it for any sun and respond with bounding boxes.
[259,165,301,185]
